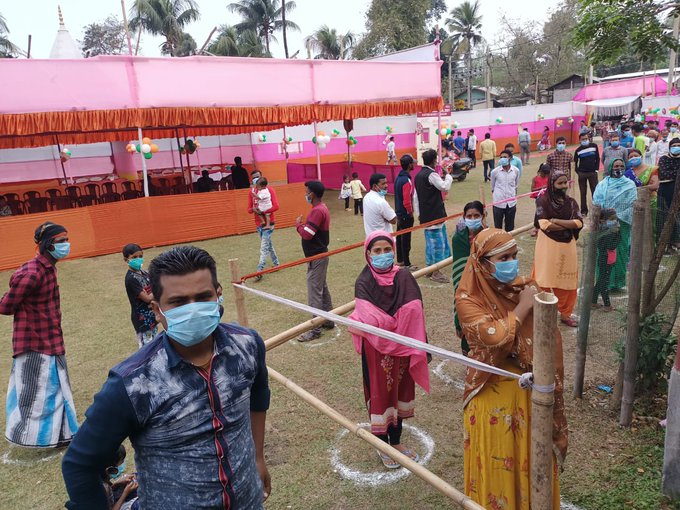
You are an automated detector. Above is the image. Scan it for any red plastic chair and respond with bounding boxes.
[6,200,24,215]
[84,183,101,198]
[26,197,51,213]
[78,195,98,207]
[121,190,142,200]
[102,182,118,194]
[51,196,74,210]
[100,193,121,203]
[3,193,20,202]
[45,189,62,200]
[23,191,41,200]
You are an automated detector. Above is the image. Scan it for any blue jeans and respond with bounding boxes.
[257,225,279,271]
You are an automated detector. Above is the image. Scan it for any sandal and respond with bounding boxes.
[560,317,578,328]
[602,306,614,313]
[591,303,602,310]
[397,448,420,463]
[377,451,400,469]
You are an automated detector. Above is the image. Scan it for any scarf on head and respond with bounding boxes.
[534,170,583,243]
[34,222,67,255]
[593,158,638,225]
[455,228,567,463]
[349,230,430,392]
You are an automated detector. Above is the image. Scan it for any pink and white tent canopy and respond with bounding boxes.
[0,55,443,149]
[572,76,668,102]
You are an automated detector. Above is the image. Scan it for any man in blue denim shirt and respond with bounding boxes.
[62,246,271,509]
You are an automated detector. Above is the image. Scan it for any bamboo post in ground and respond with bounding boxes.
[267,366,484,510]
[532,291,558,510]
[264,223,535,351]
[573,205,600,398]
[229,259,249,328]
[640,187,654,314]
[620,194,649,426]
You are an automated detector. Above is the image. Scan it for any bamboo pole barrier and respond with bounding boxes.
[478,184,486,206]
[229,259,249,327]
[267,366,485,510]
[640,187,654,315]
[620,193,649,426]
[531,291,558,510]
[263,223,534,350]
[573,205,600,398]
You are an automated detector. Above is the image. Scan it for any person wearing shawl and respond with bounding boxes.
[0,222,79,447]
[456,229,567,510]
[452,201,487,354]
[625,147,659,235]
[593,158,638,291]
[532,171,583,327]
[657,137,680,247]
[348,231,430,469]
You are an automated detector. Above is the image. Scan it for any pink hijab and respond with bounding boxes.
[364,230,400,286]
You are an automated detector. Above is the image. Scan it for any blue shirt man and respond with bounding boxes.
[453,132,466,154]
[62,246,271,509]
[620,128,635,148]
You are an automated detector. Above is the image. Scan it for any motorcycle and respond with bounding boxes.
[445,157,472,181]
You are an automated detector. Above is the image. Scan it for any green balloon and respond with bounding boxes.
[135,144,141,153]
[144,152,152,159]
[312,136,317,144]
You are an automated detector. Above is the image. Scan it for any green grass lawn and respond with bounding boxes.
[0,149,676,509]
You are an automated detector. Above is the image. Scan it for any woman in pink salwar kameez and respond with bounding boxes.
[349,230,430,469]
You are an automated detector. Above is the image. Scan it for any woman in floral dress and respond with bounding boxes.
[456,228,568,509]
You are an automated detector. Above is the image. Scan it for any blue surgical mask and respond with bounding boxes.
[628,157,642,167]
[378,189,388,198]
[49,242,71,260]
[580,140,589,146]
[672,146,680,156]
[556,144,566,151]
[624,130,631,136]
[489,259,519,284]
[643,124,648,129]
[498,157,509,166]
[672,127,678,133]
[305,194,313,204]
[161,300,220,347]
[611,141,620,147]
[109,461,126,481]
[128,258,144,271]
[464,218,483,231]
[252,177,260,185]
[605,220,618,229]
[370,252,394,270]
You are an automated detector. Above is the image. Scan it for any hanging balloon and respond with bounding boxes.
[60,147,72,163]
[126,144,135,153]
[141,144,151,154]
[318,131,326,137]
[537,113,545,120]
[312,136,317,144]
[346,139,353,146]
[567,117,574,124]
[332,129,340,137]
[286,136,293,143]
[452,121,460,128]
[495,117,503,124]
[318,142,327,149]
[142,137,152,145]
[556,119,563,127]
[385,126,393,134]
[135,144,141,153]
[195,141,201,149]
[143,152,153,160]
[321,135,331,144]
[150,143,159,153]
[435,128,440,135]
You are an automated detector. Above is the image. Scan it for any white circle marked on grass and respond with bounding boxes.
[290,325,343,349]
[432,359,465,391]
[1,451,63,466]
[330,423,435,487]
[561,499,586,510]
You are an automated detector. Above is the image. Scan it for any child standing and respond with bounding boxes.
[123,244,157,348]
[252,177,273,229]
[350,172,366,216]
[530,164,551,236]
[339,175,352,211]
[592,209,621,312]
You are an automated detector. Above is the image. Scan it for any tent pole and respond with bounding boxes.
[137,127,149,197]
[313,120,321,180]
[120,0,134,56]
[283,125,289,180]
[53,134,69,185]
[174,128,185,184]
[182,127,192,188]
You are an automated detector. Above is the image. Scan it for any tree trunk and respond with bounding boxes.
[265,33,270,56]
[466,48,472,109]
[281,0,289,58]
[663,347,680,498]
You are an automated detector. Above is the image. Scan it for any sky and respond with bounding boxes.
[3,0,560,59]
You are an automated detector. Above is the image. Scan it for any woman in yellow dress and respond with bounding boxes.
[456,228,568,510]
[532,170,583,327]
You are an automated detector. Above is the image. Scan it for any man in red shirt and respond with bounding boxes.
[295,180,334,342]
[247,170,280,282]
[0,222,78,448]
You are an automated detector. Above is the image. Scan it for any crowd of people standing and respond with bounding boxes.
[2,114,678,510]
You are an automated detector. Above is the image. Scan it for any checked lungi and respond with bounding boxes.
[424,224,451,266]
[6,352,78,447]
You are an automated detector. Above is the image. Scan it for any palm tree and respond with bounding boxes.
[0,14,16,57]
[207,25,266,57]
[227,0,299,56]
[129,0,200,57]
[304,26,355,60]
[446,0,483,108]
[174,32,197,56]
